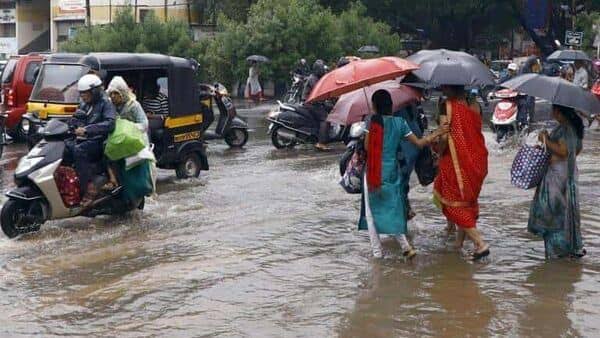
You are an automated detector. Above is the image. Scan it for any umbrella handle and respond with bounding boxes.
[363,87,372,115]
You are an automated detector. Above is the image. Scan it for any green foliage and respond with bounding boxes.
[200,0,401,87]
[191,0,255,23]
[61,7,197,59]
[576,11,600,54]
[61,1,403,87]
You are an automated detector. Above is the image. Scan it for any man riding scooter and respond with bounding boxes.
[302,60,330,151]
[499,62,533,129]
[65,74,116,206]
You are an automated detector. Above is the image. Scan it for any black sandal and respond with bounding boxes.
[470,245,490,261]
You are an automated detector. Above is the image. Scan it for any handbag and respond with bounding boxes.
[415,146,438,186]
[510,143,550,189]
[340,148,365,194]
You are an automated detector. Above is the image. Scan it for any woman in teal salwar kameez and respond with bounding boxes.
[359,90,448,259]
[529,105,586,258]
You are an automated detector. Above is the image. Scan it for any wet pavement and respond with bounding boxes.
[0,100,598,337]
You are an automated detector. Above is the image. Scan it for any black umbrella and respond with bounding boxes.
[246,55,270,63]
[547,49,591,62]
[406,49,495,87]
[358,45,379,54]
[502,73,600,114]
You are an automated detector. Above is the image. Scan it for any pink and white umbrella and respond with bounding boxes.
[327,81,422,125]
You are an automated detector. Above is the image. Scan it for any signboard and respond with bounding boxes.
[0,9,15,24]
[55,0,86,20]
[565,31,583,46]
[59,0,85,12]
[0,37,17,55]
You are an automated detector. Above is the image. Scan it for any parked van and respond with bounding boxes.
[1,53,45,140]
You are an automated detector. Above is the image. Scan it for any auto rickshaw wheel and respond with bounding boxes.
[224,128,248,148]
[176,152,202,179]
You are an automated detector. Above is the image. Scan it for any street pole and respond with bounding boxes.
[109,0,112,24]
[164,0,167,21]
[187,1,192,29]
[85,0,91,27]
[572,0,576,31]
[134,0,138,23]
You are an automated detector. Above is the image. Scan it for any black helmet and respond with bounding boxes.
[337,57,350,68]
[313,59,326,77]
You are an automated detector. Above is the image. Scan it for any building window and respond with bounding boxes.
[139,9,152,23]
[0,1,15,10]
[0,23,15,38]
[56,20,84,43]
[24,61,41,85]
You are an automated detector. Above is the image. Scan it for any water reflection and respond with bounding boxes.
[339,254,495,337]
[519,262,583,337]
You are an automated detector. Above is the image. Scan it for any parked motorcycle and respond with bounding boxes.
[490,88,531,143]
[201,83,249,148]
[1,119,144,238]
[282,73,306,104]
[266,101,348,149]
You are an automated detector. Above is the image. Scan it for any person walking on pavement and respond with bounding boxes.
[573,61,589,90]
[245,61,263,102]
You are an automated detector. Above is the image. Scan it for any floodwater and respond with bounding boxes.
[0,100,598,337]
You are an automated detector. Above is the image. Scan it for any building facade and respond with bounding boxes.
[0,0,208,58]
[50,0,205,50]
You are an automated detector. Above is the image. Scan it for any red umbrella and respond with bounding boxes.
[328,81,422,125]
[305,57,419,103]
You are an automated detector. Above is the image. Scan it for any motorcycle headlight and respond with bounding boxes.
[268,110,281,119]
[349,122,367,138]
[15,156,43,176]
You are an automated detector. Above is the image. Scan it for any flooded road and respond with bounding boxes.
[0,101,598,337]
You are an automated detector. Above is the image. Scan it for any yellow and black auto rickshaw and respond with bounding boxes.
[25,53,210,178]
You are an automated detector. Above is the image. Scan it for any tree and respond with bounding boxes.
[320,0,600,56]
[61,8,199,59]
[191,0,256,23]
[198,0,402,88]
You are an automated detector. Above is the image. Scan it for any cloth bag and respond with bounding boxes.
[54,166,81,207]
[510,144,550,189]
[105,118,145,161]
[117,160,153,202]
[340,148,366,194]
[125,146,156,170]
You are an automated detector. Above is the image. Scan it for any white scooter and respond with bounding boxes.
[490,88,530,143]
[1,119,144,238]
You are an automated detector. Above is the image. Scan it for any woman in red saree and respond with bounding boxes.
[434,85,489,260]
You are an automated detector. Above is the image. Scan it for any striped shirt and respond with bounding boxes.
[142,92,169,114]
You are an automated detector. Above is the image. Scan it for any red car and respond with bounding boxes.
[1,53,45,140]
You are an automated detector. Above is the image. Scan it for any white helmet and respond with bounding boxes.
[77,74,102,92]
[507,63,518,72]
